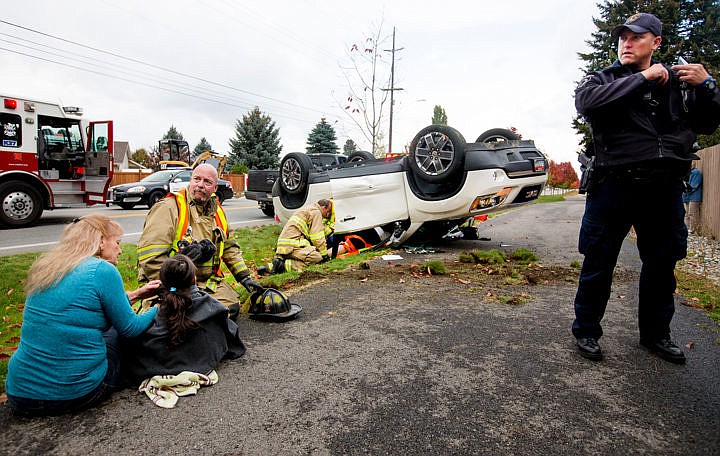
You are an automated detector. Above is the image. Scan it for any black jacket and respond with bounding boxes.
[575,60,720,168]
[122,285,246,383]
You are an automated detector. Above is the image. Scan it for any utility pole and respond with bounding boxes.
[383,27,403,154]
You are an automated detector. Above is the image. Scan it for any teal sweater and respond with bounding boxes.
[6,257,157,400]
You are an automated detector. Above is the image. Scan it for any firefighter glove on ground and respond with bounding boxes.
[241,276,264,293]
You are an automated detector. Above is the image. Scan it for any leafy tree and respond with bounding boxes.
[338,21,392,154]
[574,0,720,152]
[343,138,358,155]
[432,105,448,125]
[162,125,184,140]
[548,161,580,189]
[193,137,213,160]
[130,148,152,168]
[307,118,339,154]
[228,106,282,170]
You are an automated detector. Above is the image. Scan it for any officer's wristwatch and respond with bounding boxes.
[699,77,717,93]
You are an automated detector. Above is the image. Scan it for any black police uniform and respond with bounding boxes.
[572,60,720,344]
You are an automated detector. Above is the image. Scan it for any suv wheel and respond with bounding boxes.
[408,125,466,183]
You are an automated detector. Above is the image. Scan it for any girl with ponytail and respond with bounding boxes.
[123,254,246,384]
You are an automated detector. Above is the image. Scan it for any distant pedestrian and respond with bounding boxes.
[572,12,720,364]
[682,163,703,234]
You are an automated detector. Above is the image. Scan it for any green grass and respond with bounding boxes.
[538,194,566,203]
[675,270,720,332]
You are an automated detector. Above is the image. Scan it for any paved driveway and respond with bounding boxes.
[2,197,718,455]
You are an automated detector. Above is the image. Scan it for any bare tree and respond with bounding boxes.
[337,21,392,155]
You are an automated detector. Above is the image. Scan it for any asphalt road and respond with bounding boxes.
[0,197,275,256]
[1,196,718,455]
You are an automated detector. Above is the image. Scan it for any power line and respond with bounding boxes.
[0,32,337,124]
[0,19,329,116]
[0,46,323,125]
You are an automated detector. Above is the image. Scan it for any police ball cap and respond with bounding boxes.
[611,13,662,38]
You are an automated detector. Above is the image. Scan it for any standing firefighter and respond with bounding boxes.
[136,164,262,319]
[258,199,336,275]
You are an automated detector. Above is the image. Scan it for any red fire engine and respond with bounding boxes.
[0,95,113,227]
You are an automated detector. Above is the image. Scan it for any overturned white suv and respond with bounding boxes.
[272,125,548,246]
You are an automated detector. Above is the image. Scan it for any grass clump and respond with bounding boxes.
[411,260,448,275]
[509,248,539,264]
[459,249,506,265]
[675,271,720,329]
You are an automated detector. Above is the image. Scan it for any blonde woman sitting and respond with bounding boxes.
[5,215,161,417]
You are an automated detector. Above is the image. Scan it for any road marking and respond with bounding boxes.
[0,218,275,252]
[105,204,259,219]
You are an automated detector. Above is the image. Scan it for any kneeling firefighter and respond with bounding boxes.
[258,199,342,275]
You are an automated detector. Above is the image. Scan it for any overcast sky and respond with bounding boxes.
[2,0,601,168]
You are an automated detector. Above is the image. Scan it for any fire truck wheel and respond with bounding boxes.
[0,181,44,228]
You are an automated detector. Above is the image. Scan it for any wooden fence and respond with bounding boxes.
[109,171,245,195]
[696,145,719,240]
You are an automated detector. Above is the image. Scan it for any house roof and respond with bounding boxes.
[114,141,130,163]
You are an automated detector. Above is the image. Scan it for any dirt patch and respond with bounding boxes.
[282,255,582,308]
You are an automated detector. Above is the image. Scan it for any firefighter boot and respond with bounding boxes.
[271,257,286,274]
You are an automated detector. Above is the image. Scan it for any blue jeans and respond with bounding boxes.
[572,175,687,342]
[7,328,122,417]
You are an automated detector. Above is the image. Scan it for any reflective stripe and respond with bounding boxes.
[289,214,310,237]
[137,244,173,261]
[308,231,325,242]
[173,190,190,254]
[324,199,335,236]
[277,237,311,247]
[227,260,249,276]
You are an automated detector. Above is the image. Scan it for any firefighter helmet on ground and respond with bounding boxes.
[248,288,302,321]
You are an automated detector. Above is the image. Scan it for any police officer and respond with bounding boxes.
[572,13,720,363]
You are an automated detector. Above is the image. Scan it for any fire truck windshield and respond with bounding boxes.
[38,117,84,156]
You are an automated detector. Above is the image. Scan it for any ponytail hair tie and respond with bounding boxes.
[169,287,177,292]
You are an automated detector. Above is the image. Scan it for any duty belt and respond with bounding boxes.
[599,167,683,183]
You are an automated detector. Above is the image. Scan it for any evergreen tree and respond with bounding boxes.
[306,118,339,154]
[162,125,184,140]
[432,105,448,125]
[228,107,282,170]
[193,137,213,160]
[574,0,720,152]
[343,138,358,155]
